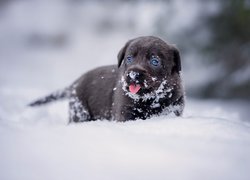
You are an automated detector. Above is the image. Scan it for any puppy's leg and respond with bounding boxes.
[69,94,90,123]
[173,95,185,116]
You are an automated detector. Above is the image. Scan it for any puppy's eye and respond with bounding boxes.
[150,58,160,66]
[126,55,134,64]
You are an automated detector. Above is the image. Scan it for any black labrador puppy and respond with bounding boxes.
[29,36,185,122]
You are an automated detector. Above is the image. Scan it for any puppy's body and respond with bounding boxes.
[30,36,185,122]
[71,65,118,122]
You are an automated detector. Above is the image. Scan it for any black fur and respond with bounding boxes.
[29,36,185,122]
[29,87,71,106]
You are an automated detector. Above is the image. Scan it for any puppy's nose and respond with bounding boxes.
[127,66,147,81]
[128,71,140,80]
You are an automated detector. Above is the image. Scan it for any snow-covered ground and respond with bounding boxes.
[1,1,250,180]
[1,94,250,180]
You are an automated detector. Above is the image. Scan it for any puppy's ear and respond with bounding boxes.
[117,40,132,68]
[172,46,182,74]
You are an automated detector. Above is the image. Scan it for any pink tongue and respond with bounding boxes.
[129,84,141,94]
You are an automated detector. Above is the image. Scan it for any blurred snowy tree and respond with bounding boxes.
[199,0,250,99]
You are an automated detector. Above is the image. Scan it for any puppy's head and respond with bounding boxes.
[117,36,182,97]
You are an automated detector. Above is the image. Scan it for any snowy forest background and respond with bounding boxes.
[0,0,250,180]
[0,0,249,99]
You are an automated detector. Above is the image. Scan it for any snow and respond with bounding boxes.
[1,1,250,180]
[121,76,174,104]
[1,87,250,180]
